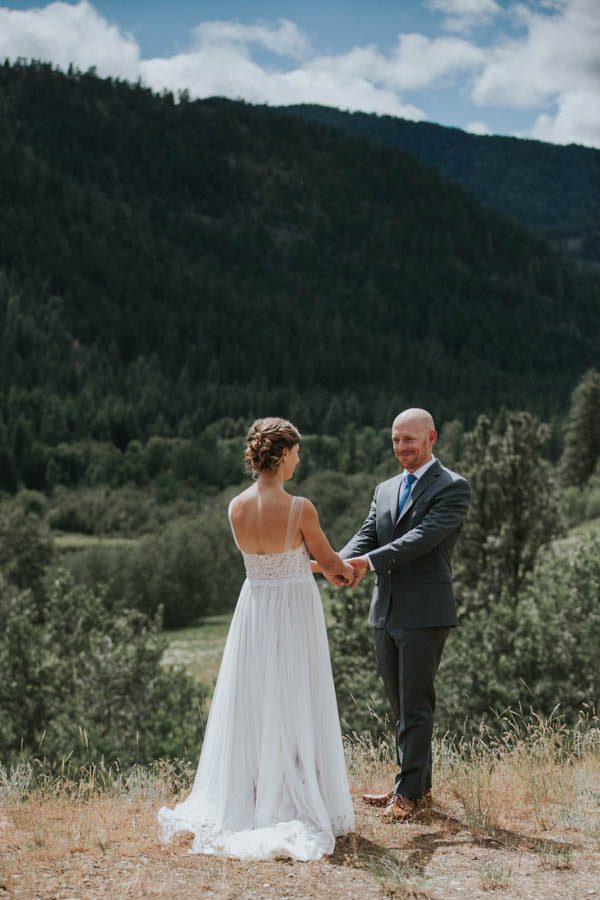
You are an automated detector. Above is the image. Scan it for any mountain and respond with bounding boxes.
[278,105,600,264]
[1,61,599,470]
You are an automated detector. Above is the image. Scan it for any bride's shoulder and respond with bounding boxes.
[228,486,255,512]
[293,495,317,519]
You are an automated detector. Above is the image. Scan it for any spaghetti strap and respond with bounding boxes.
[284,496,304,550]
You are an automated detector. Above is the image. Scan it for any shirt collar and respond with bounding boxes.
[404,455,436,481]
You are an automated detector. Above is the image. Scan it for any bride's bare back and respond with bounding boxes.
[229,486,302,554]
[229,484,351,580]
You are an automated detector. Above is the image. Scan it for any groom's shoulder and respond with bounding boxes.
[377,473,402,492]
[436,461,470,491]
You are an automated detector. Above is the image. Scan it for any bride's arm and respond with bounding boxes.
[301,500,354,584]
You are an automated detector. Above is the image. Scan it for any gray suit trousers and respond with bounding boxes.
[374,624,450,799]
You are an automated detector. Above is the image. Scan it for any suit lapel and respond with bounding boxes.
[410,461,441,505]
[393,460,442,529]
[388,475,403,531]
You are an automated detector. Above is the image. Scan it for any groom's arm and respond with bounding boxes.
[367,478,470,574]
[339,485,380,559]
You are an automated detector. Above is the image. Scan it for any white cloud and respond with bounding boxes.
[0,0,140,80]
[530,88,600,146]
[138,29,485,119]
[426,0,502,32]
[189,19,311,61]
[465,119,492,134]
[141,44,425,119]
[307,34,484,92]
[472,0,600,146]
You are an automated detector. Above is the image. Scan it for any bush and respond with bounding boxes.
[326,581,387,736]
[0,504,53,594]
[47,485,202,535]
[437,536,600,731]
[64,501,245,626]
[0,570,205,766]
[560,465,600,527]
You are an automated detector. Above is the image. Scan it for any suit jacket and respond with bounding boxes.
[340,460,470,631]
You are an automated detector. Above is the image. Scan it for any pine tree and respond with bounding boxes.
[0,416,18,492]
[559,368,600,487]
[456,411,560,611]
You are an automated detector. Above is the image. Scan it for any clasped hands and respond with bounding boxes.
[310,557,369,589]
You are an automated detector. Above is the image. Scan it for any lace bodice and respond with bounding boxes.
[241,544,313,586]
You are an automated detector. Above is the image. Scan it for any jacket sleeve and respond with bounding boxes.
[339,484,380,559]
[368,478,470,573]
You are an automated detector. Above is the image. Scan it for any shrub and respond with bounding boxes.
[437,536,600,731]
[326,581,387,736]
[64,502,245,626]
[0,570,205,766]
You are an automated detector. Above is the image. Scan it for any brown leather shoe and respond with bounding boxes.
[382,794,418,821]
[362,790,395,807]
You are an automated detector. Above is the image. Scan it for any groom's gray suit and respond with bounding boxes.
[341,459,470,799]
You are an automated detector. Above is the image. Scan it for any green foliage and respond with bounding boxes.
[559,368,600,487]
[282,104,600,262]
[0,508,204,766]
[457,412,561,610]
[436,418,465,469]
[325,582,387,735]
[296,469,376,548]
[515,538,600,714]
[560,480,600,528]
[46,485,205,535]
[0,503,53,594]
[438,537,600,730]
[64,501,244,627]
[0,572,204,765]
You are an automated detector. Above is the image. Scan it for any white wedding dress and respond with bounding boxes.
[157,496,355,860]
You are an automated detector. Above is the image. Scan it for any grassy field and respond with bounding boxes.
[161,614,232,687]
[554,516,600,548]
[53,533,140,551]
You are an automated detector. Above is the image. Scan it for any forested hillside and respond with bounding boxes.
[280,104,600,263]
[1,61,599,493]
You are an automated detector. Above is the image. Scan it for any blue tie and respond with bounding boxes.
[398,473,416,517]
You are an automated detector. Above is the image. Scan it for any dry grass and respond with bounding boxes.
[2,714,600,899]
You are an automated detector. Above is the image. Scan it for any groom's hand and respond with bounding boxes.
[310,560,351,587]
[348,556,369,589]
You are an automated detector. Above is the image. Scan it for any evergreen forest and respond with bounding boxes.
[281,104,600,263]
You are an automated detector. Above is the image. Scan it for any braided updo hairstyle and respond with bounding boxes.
[244,417,301,475]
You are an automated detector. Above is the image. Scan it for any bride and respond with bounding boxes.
[158,417,356,860]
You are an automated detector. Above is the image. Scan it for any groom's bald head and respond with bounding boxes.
[393,408,436,432]
[391,408,437,472]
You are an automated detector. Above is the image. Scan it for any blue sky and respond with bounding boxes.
[1,1,599,147]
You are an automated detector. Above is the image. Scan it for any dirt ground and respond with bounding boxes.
[2,782,599,900]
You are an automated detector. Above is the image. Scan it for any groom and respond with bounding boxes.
[341,408,470,821]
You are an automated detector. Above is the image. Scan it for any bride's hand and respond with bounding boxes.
[340,560,355,586]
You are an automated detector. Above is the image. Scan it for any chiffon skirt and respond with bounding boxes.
[157,577,355,860]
